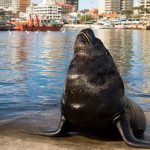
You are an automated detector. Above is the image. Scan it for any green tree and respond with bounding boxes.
[79,14,93,23]
[121,10,133,18]
[133,6,140,14]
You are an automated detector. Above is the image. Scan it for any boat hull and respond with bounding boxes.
[17,25,63,31]
[0,24,15,31]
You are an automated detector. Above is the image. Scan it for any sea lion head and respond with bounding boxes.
[73,28,116,76]
[74,28,109,57]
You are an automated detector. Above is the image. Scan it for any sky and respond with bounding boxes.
[79,0,98,10]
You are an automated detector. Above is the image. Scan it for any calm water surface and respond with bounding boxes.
[0,29,150,123]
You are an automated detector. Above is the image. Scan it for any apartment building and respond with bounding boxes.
[0,0,18,12]
[55,0,66,3]
[0,0,30,13]
[66,0,78,11]
[105,0,120,13]
[141,0,150,7]
[33,3,62,22]
[19,0,30,12]
[121,0,133,11]
[99,0,105,13]
[99,0,133,14]
[140,0,150,14]
[43,0,66,3]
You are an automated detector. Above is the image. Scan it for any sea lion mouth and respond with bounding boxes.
[77,28,96,45]
[74,28,104,55]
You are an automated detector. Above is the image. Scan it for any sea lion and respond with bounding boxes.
[29,28,150,148]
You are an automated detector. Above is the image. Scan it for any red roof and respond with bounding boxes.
[98,13,119,17]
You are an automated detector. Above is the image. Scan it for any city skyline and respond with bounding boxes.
[79,0,139,10]
[98,0,134,14]
[32,0,140,10]
[0,0,31,13]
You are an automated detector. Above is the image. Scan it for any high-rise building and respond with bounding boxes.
[43,0,66,4]
[66,0,78,11]
[98,0,105,14]
[55,0,66,3]
[140,0,150,14]
[0,0,18,12]
[99,0,121,13]
[43,0,55,4]
[19,0,30,12]
[121,0,133,11]
[106,0,121,13]
[0,0,30,13]
[98,0,133,14]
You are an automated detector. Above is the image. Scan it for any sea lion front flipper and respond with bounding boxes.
[115,112,150,149]
[24,114,74,137]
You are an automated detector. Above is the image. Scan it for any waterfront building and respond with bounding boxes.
[106,0,120,13]
[33,3,62,22]
[98,0,133,14]
[55,0,66,3]
[43,0,66,4]
[140,0,150,15]
[42,0,77,11]
[19,0,31,12]
[0,0,30,13]
[121,0,133,11]
[98,0,105,14]
[66,0,78,11]
[57,3,74,13]
[99,0,121,13]
[0,0,18,13]
[43,0,55,4]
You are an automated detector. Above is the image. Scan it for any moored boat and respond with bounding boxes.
[17,24,63,31]
[15,15,63,32]
[0,22,15,31]
[145,25,150,30]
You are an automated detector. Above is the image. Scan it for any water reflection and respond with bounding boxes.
[97,30,150,109]
[96,29,133,76]
[0,29,150,122]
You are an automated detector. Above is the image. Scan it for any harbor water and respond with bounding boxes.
[0,29,150,129]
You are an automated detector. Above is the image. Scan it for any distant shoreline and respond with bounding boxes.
[64,24,150,30]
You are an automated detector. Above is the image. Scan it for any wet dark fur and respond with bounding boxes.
[62,29,126,138]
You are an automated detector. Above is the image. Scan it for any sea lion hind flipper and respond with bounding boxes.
[24,115,74,137]
[115,113,150,149]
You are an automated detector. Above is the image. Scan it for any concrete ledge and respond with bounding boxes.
[0,111,149,150]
